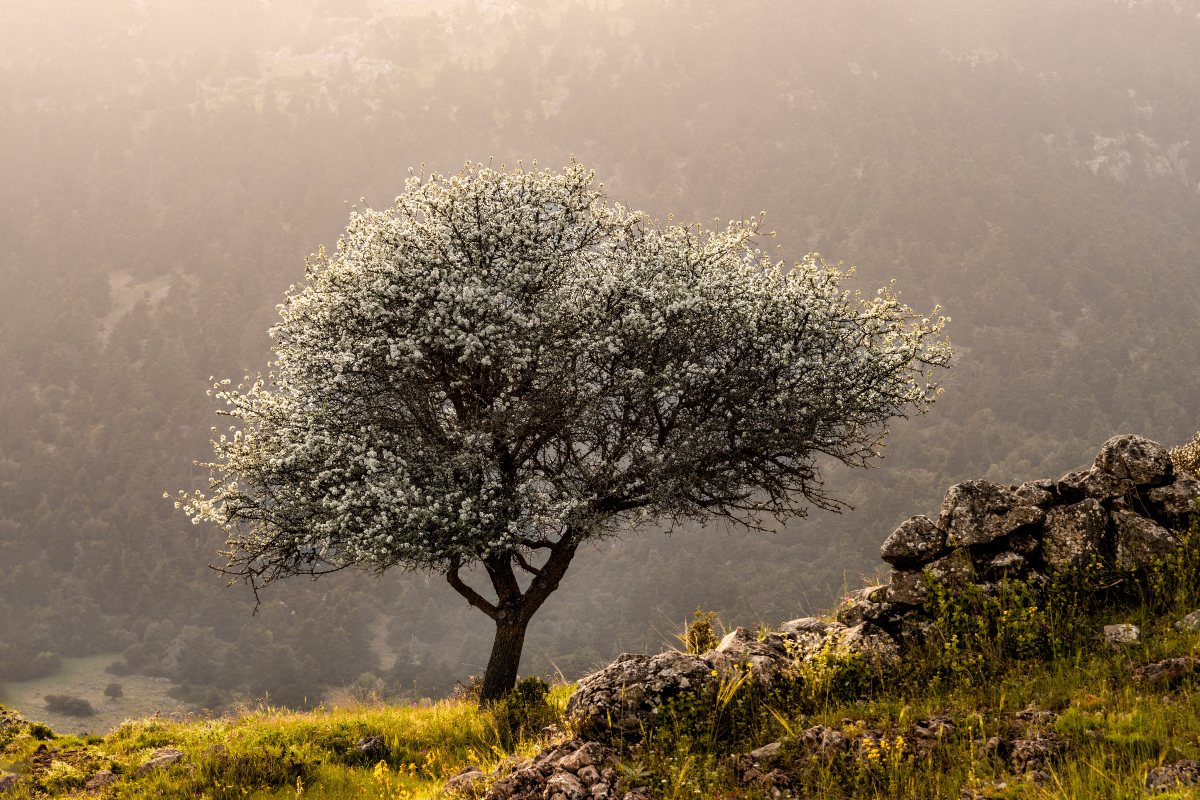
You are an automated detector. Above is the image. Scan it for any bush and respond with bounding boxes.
[1170,431,1200,474]
[680,610,720,655]
[104,682,123,699]
[492,676,555,747]
[43,694,96,717]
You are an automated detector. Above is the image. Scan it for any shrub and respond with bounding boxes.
[1170,431,1200,475]
[679,610,720,655]
[104,682,124,699]
[492,676,554,747]
[43,694,96,717]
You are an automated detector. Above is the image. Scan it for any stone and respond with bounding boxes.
[1146,760,1200,793]
[975,550,1027,577]
[354,735,386,759]
[1176,610,1200,631]
[1103,623,1139,644]
[939,481,1045,547]
[135,747,185,776]
[576,765,600,784]
[886,569,927,606]
[1056,467,1133,503]
[747,741,783,761]
[1094,434,1174,487]
[925,548,975,589]
[1113,510,1179,570]
[795,725,851,761]
[838,622,900,665]
[85,770,117,791]
[0,774,17,793]
[1013,479,1055,507]
[566,652,717,739]
[836,586,892,626]
[1009,735,1064,774]
[559,742,607,773]
[1042,499,1108,569]
[776,617,837,657]
[1135,657,1200,689]
[880,515,946,566]
[1146,477,1200,531]
[546,772,586,800]
[706,627,794,689]
[442,766,486,796]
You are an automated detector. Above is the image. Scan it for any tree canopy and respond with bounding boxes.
[177,162,950,701]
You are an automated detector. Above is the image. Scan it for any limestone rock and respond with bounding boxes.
[1113,510,1179,570]
[1057,467,1133,503]
[880,515,946,566]
[566,652,717,739]
[1042,499,1108,569]
[1009,735,1064,775]
[886,569,927,606]
[939,481,1044,547]
[1094,434,1173,487]
[1176,610,1200,631]
[925,548,975,590]
[776,617,836,655]
[1013,479,1055,508]
[0,774,17,793]
[1103,623,1139,644]
[135,747,185,776]
[974,549,1027,577]
[483,739,614,800]
[1146,760,1200,793]
[1134,656,1200,689]
[85,770,117,791]
[1146,476,1200,531]
[836,586,892,626]
[747,741,783,762]
[442,766,486,796]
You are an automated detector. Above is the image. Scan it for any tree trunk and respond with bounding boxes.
[478,614,529,705]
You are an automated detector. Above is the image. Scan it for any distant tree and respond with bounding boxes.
[175,163,950,703]
[104,682,124,700]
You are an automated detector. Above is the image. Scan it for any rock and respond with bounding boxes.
[836,586,892,626]
[1057,467,1134,503]
[1094,434,1174,487]
[974,549,1027,577]
[939,481,1045,547]
[442,766,486,796]
[559,742,607,773]
[1009,735,1064,774]
[1113,510,1179,570]
[354,735,386,759]
[1103,623,1139,644]
[0,774,17,793]
[708,627,793,687]
[747,741,783,762]
[566,652,717,739]
[1146,760,1200,793]
[85,770,117,791]
[546,772,587,800]
[1146,477,1200,530]
[1176,610,1200,631]
[777,617,838,658]
[880,515,946,566]
[795,725,851,761]
[1013,479,1055,507]
[886,569,927,606]
[576,765,600,784]
[838,623,900,665]
[1134,656,1200,689]
[135,747,185,776]
[1014,703,1057,723]
[1042,499,1109,570]
[925,548,975,590]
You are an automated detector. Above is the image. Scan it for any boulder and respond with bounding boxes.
[776,617,836,655]
[1056,467,1133,504]
[886,569,927,606]
[1146,760,1200,793]
[939,481,1044,547]
[1103,623,1139,644]
[1013,479,1055,507]
[84,770,117,791]
[0,774,17,793]
[1042,499,1108,570]
[835,586,892,626]
[706,628,793,688]
[1176,610,1200,632]
[135,747,185,776]
[880,515,945,566]
[1146,476,1200,531]
[974,550,1027,577]
[442,766,486,796]
[1094,434,1173,487]
[565,652,717,739]
[483,739,615,800]
[1113,510,1179,570]
[925,548,975,590]
[1134,657,1200,689]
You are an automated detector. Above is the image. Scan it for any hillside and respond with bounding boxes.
[2,435,1199,798]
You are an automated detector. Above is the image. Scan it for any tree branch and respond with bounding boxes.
[446,562,498,620]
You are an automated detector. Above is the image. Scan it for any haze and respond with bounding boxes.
[1,0,1198,730]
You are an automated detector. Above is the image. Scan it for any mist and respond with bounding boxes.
[2,0,1198,730]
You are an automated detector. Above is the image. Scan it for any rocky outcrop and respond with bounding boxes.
[483,739,617,800]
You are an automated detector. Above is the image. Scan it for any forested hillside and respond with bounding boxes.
[1,0,1198,708]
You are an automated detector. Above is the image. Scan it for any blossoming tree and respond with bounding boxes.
[176,162,951,703]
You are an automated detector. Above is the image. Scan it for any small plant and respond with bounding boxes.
[491,676,555,748]
[679,610,721,655]
[1170,431,1200,475]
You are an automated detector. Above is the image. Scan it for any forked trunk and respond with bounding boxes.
[479,615,529,704]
